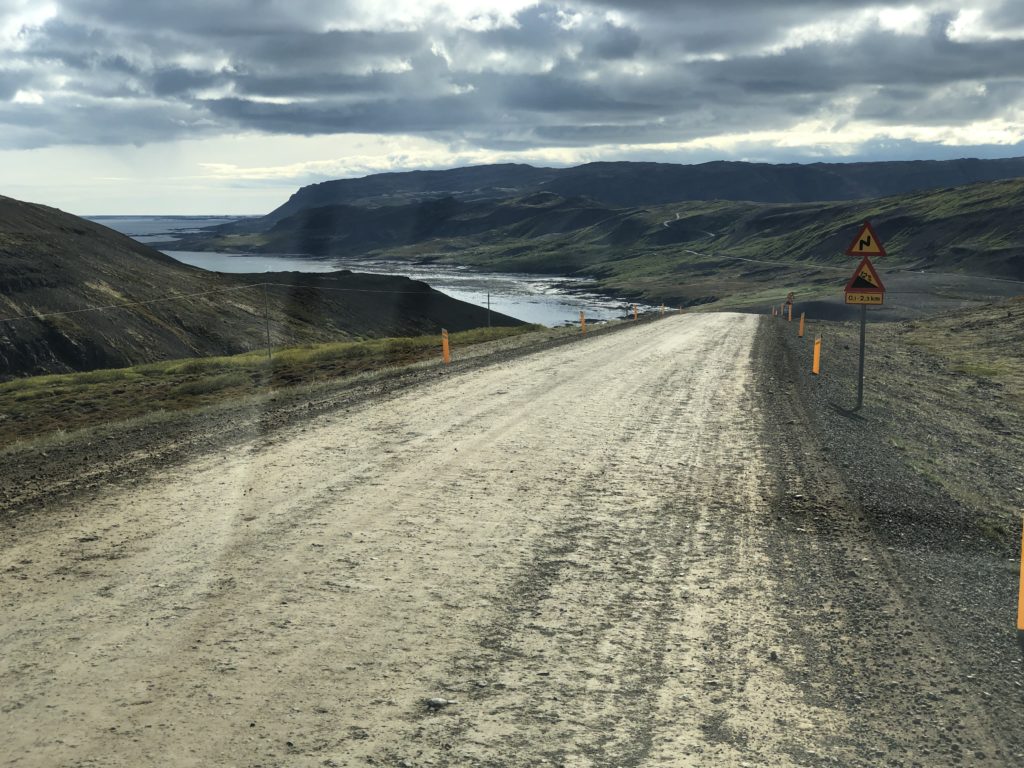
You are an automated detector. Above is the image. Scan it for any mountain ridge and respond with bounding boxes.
[179,177,1024,308]
[257,157,1024,227]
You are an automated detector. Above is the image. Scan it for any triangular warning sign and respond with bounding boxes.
[845,256,885,293]
[845,220,887,257]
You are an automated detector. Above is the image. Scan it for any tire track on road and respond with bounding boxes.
[5,312,1010,768]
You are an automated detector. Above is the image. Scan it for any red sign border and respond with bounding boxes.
[844,255,885,295]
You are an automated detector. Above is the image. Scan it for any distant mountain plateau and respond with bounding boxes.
[171,159,1024,306]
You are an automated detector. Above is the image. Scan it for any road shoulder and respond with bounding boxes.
[753,315,1024,764]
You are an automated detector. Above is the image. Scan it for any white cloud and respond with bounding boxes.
[11,88,43,103]
[0,0,57,47]
[947,6,1024,42]
[327,0,540,32]
[3,0,1024,213]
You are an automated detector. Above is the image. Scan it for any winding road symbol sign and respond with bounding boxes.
[845,220,886,258]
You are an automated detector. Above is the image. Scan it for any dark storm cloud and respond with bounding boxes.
[982,2,1024,27]
[203,93,488,135]
[61,0,345,36]
[494,73,655,114]
[2,0,1024,153]
[591,22,641,60]
[854,81,1024,125]
[689,14,1024,94]
[581,0,886,55]
[150,67,225,97]
[0,67,30,100]
[233,29,427,72]
[0,95,215,149]
[17,17,114,70]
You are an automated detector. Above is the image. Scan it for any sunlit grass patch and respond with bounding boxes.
[901,299,1024,400]
[0,324,539,445]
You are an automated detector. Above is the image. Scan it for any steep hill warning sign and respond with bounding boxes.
[845,255,885,304]
[845,220,887,258]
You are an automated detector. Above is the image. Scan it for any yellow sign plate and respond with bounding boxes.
[845,292,884,305]
[845,221,887,257]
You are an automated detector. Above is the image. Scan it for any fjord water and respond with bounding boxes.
[92,216,641,326]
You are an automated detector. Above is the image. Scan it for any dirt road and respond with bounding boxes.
[1,313,1018,767]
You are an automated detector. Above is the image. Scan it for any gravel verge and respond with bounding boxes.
[755,310,1024,762]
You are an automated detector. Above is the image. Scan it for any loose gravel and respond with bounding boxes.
[758,309,1024,764]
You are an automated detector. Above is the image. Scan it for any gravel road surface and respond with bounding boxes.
[1,313,1019,767]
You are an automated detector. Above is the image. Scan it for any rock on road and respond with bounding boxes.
[0,313,1014,767]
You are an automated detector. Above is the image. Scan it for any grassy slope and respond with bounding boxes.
[0,325,537,445]
[896,298,1024,534]
[0,195,524,378]
[542,179,1024,305]
[900,297,1024,402]
[183,179,1024,307]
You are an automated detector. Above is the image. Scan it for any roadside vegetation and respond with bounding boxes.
[900,297,1024,402]
[0,325,538,446]
[785,295,1024,542]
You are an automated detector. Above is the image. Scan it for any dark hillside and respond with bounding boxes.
[166,177,1024,312]
[0,195,521,379]
[696,178,1024,279]
[254,194,616,256]
[185,179,1024,284]
[251,163,555,228]
[248,157,1024,230]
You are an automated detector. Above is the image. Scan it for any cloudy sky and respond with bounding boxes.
[2,0,1024,214]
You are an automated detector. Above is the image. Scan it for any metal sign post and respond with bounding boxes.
[843,223,887,411]
[856,304,867,410]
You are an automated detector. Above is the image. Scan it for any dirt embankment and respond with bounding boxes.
[1,311,1022,767]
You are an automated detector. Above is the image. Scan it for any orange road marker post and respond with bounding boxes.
[812,336,822,375]
[633,304,638,321]
[580,310,587,335]
[441,329,451,365]
[1017,516,1024,642]
[798,312,805,338]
